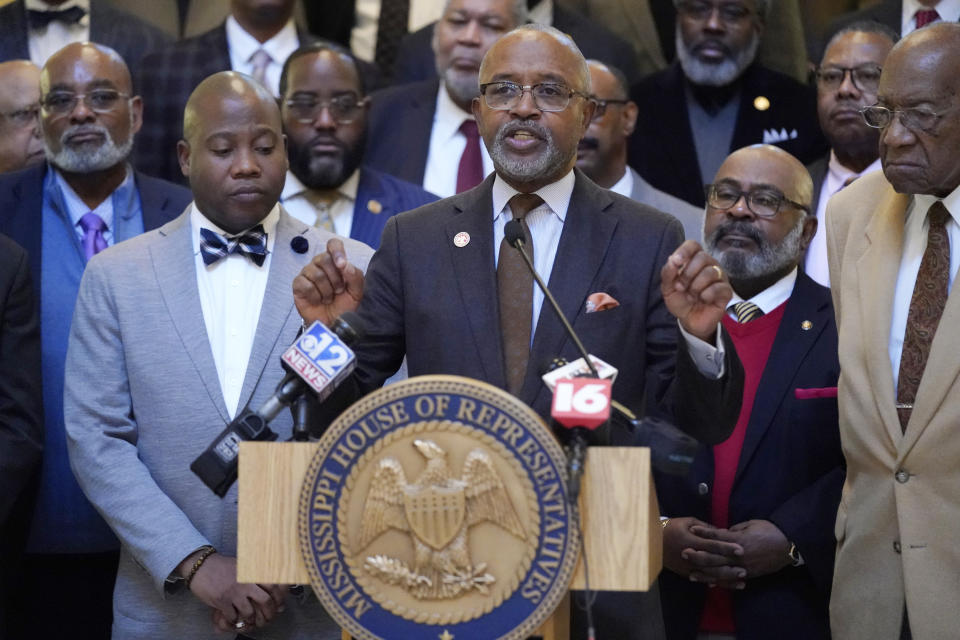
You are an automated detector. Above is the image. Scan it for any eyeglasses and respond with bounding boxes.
[860,104,949,133]
[1,104,40,127]
[590,98,629,121]
[40,90,130,117]
[705,183,810,217]
[284,94,368,125]
[815,64,882,93]
[676,1,753,23]
[479,82,590,112]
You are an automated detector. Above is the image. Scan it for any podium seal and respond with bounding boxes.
[300,375,578,639]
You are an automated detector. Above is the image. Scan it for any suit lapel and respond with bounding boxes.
[521,172,618,406]
[857,187,909,445]
[235,211,304,411]
[445,176,505,388]
[150,209,231,422]
[408,80,438,185]
[134,172,177,232]
[351,169,387,246]
[735,275,830,479]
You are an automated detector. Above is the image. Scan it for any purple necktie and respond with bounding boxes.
[914,9,940,28]
[457,120,484,194]
[79,212,108,260]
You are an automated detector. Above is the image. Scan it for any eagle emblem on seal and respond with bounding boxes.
[356,439,527,599]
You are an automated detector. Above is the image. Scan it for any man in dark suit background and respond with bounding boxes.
[0,60,45,174]
[0,234,43,640]
[805,21,896,287]
[628,0,827,208]
[279,42,438,249]
[656,145,843,640]
[0,42,190,640]
[364,0,524,198]
[295,23,745,639]
[389,0,641,86]
[0,0,170,87]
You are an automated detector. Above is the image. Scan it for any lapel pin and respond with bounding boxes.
[801,320,812,331]
[367,199,383,214]
[753,95,770,111]
[453,231,470,248]
[290,235,308,254]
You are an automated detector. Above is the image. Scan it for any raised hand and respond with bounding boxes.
[293,237,365,327]
[661,240,732,341]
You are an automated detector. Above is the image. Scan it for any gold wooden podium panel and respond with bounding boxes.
[238,443,662,637]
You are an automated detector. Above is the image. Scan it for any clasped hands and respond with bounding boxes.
[662,517,793,589]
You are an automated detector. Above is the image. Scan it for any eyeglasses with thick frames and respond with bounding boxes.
[705,183,810,218]
[676,1,753,23]
[284,94,368,124]
[590,98,629,121]
[1,105,40,127]
[815,64,882,93]
[860,104,951,134]
[479,82,590,112]
[40,90,130,118]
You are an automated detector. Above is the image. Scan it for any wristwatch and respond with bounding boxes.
[787,542,804,567]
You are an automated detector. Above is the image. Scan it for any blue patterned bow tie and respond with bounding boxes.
[199,225,268,267]
[27,6,86,30]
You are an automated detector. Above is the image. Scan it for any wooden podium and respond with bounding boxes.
[238,443,662,640]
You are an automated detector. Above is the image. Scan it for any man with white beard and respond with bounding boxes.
[626,0,827,208]
[0,42,190,640]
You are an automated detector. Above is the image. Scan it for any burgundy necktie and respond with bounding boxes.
[914,9,940,28]
[498,193,543,395]
[79,212,108,260]
[897,201,951,432]
[456,120,484,194]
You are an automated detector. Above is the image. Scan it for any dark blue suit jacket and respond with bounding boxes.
[655,272,843,640]
[350,168,438,249]
[364,78,439,187]
[0,164,191,296]
[0,0,171,90]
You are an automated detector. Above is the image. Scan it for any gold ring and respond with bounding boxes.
[234,621,247,630]
[712,265,723,279]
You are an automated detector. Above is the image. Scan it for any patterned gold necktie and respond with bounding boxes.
[897,201,951,432]
[498,193,543,395]
[731,300,764,323]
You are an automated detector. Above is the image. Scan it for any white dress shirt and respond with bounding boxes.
[806,152,883,287]
[225,15,299,96]
[281,169,359,238]
[423,83,494,198]
[190,203,279,418]
[888,186,960,393]
[901,0,960,35]
[527,0,554,25]
[608,167,633,199]
[56,164,130,247]
[26,0,90,68]
[350,0,446,62]
[726,268,798,319]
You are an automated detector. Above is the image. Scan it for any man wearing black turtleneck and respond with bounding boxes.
[626,0,826,208]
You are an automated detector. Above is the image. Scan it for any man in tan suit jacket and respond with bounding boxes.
[825,23,960,640]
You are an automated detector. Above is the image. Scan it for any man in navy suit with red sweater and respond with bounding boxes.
[656,145,843,640]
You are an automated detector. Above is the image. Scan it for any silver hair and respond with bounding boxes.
[479,23,591,94]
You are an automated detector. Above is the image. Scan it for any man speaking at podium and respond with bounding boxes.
[294,23,744,639]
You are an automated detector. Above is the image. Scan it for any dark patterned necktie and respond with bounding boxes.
[914,9,940,28]
[897,201,951,432]
[199,225,268,267]
[456,120,484,193]
[731,301,763,323]
[373,0,410,79]
[498,193,543,395]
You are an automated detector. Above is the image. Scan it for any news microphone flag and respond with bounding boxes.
[281,321,357,401]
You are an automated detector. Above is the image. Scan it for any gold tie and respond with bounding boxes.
[731,301,763,323]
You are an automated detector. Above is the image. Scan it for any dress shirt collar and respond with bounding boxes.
[827,150,882,187]
[25,0,89,22]
[527,0,553,25]
[902,0,960,30]
[728,267,798,315]
[912,182,960,228]
[225,14,299,69]
[190,201,280,257]
[281,168,360,204]
[608,167,632,198]
[54,163,133,230]
[491,169,575,223]
[433,81,476,143]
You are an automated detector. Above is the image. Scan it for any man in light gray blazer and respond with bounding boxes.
[64,72,372,639]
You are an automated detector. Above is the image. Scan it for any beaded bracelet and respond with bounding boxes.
[184,545,217,590]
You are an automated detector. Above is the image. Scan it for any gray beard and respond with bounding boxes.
[675,28,760,87]
[704,214,806,281]
[488,121,568,185]
[45,117,134,173]
[441,68,480,107]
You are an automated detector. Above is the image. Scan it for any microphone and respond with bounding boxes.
[551,377,612,502]
[191,313,365,496]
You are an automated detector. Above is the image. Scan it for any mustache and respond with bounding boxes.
[710,220,765,246]
[62,124,108,143]
[495,119,551,142]
[691,39,732,58]
[305,135,346,152]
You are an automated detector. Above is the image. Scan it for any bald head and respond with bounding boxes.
[177,71,288,234]
[703,145,816,297]
[876,22,960,197]
[480,24,591,94]
[41,42,131,95]
[0,60,43,173]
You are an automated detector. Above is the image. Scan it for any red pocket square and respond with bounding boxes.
[794,387,838,400]
[585,292,620,313]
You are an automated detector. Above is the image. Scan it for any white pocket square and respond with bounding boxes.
[763,128,798,144]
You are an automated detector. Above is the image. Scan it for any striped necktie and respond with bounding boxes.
[731,301,763,323]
